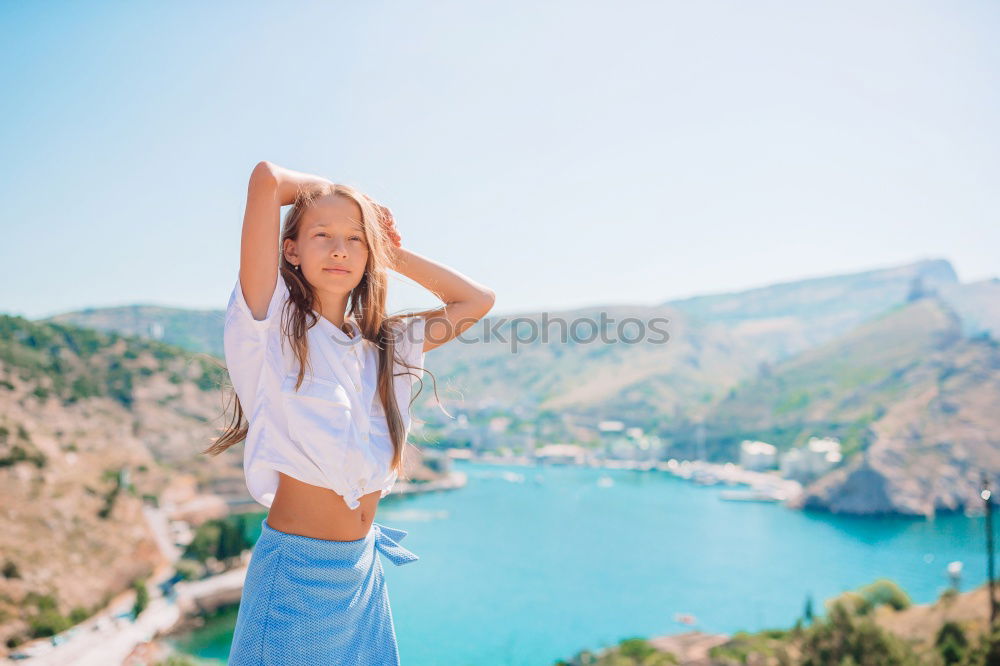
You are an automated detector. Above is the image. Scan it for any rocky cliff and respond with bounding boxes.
[0,313,240,649]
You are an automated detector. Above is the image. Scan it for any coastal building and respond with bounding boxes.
[779,436,842,481]
[739,440,777,471]
[534,443,588,465]
[598,420,625,433]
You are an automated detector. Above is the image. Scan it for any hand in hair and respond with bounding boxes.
[365,195,402,249]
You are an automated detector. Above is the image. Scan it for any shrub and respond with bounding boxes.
[131,578,149,618]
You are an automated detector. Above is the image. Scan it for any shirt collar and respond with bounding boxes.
[311,311,365,360]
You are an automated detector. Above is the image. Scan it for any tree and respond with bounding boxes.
[131,578,149,618]
[798,600,921,666]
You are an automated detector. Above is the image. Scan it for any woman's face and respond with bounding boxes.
[289,194,370,293]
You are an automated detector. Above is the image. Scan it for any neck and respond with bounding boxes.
[314,292,352,331]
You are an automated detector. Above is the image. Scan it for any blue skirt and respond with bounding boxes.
[228,518,419,665]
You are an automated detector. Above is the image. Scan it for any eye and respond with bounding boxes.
[315,232,329,238]
[350,236,363,241]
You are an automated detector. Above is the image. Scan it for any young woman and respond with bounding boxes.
[205,161,495,665]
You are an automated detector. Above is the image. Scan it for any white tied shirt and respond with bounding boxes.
[223,275,426,510]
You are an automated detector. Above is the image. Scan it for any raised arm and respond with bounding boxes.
[390,247,496,353]
[239,161,331,320]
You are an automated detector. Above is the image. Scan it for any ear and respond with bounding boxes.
[281,237,298,265]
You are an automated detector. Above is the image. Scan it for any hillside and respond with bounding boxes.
[791,330,1000,516]
[663,257,961,362]
[706,295,1000,516]
[44,259,995,433]
[0,307,450,648]
[0,313,243,646]
[44,304,226,359]
[409,302,765,426]
[936,277,1000,339]
[33,257,1000,517]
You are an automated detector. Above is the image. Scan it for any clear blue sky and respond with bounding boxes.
[2,1,997,320]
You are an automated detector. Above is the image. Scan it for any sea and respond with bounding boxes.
[166,458,985,665]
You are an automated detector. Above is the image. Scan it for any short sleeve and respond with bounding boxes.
[226,274,287,333]
[395,315,426,386]
[223,275,288,416]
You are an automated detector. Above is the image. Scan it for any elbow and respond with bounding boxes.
[477,288,496,316]
[251,161,277,186]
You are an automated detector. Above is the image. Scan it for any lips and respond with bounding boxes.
[323,267,350,274]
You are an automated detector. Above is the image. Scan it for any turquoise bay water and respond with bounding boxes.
[172,459,987,665]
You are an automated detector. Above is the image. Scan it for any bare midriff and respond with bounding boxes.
[266,472,383,541]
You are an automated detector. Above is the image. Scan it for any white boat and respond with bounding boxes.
[718,487,787,502]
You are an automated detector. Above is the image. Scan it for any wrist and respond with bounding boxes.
[389,245,409,273]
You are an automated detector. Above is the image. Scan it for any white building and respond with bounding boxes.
[739,440,777,470]
[598,420,625,433]
[534,443,588,465]
[779,436,843,480]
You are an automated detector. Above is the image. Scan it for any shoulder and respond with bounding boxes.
[226,274,290,333]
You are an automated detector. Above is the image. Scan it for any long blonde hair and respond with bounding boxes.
[204,183,443,481]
